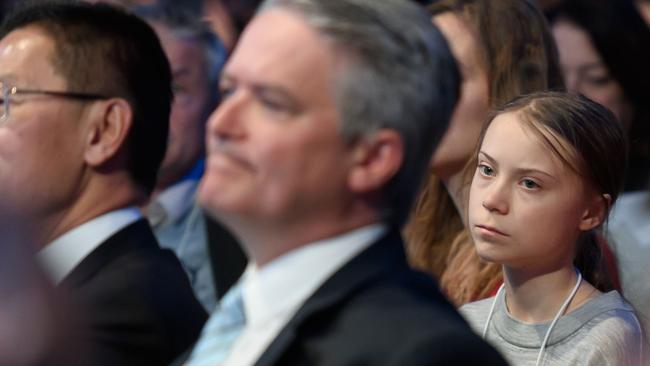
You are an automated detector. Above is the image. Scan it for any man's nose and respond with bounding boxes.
[207,91,247,142]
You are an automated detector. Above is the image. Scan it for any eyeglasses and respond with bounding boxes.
[0,81,110,121]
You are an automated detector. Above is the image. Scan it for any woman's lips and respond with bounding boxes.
[475,224,509,237]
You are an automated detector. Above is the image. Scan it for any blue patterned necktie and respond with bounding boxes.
[186,283,246,366]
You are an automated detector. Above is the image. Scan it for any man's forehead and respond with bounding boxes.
[0,26,61,86]
[224,9,336,87]
[0,26,50,59]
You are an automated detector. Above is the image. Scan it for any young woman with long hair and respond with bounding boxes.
[462,91,643,365]
[405,0,565,305]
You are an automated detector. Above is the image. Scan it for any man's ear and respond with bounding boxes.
[347,129,404,194]
[578,193,611,231]
[84,98,133,167]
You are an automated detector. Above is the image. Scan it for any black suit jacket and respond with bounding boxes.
[204,214,247,300]
[60,219,208,366]
[255,229,507,365]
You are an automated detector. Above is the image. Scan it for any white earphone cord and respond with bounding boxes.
[483,271,582,366]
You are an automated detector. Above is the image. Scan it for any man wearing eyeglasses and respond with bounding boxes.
[0,2,207,365]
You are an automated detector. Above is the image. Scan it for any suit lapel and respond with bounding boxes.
[60,219,158,288]
[255,229,406,366]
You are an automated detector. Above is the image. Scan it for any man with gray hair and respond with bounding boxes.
[132,4,227,312]
[187,0,507,365]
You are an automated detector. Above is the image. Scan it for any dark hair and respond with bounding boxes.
[131,3,227,90]
[548,0,650,191]
[0,0,172,195]
[480,91,628,290]
[221,0,263,37]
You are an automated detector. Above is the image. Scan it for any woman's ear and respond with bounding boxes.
[347,129,404,194]
[578,193,611,231]
[84,98,133,167]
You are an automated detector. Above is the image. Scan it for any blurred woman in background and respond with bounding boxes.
[549,0,650,191]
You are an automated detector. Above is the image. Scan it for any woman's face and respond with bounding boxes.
[430,12,490,180]
[468,112,602,271]
[552,18,633,130]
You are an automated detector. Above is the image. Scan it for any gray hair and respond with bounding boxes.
[131,4,227,90]
[259,0,460,227]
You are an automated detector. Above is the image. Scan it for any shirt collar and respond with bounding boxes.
[37,207,142,285]
[149,159,204,226]
[241,223,387,326]
[151,179,198,225]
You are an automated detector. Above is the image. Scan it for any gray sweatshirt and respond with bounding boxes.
[460,290,644,366]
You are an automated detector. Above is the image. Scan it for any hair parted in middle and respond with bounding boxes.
[474,90,626,290]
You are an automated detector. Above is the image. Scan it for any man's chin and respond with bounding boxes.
[196,178,232,217]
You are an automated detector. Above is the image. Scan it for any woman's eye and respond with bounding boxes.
[521,179,539,190]
[584,74,613,87]
[478,164,494,176]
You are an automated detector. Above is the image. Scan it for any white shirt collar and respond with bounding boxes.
[240,223,387,327]
[37,207,142,285]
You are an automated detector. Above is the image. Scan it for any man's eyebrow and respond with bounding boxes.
[253,83,301,110]
[221,73,294,96]
[220,73,301,109]
[251,83,296,99]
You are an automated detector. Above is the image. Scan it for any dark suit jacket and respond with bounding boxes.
[204,214,248,300]
[255,229,507,365]
[60,219,208,366]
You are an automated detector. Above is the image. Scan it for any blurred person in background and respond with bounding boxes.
[88,0,250,306]
[549,0,650,338]
[0,2,206,364]
[609,178,650,344]
[405,0,565,306]
[0,208,80,366]
[202,0,262,52]
[549,0,650,192]
[133,3,227,312]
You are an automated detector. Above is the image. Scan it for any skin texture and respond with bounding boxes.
[197,10,403,266]
[0,26,139,247]
[0,27,91,235]
[151,22,212,190]
[429,12,489,181]
[468,112,604,321]
[552,18,633,130]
